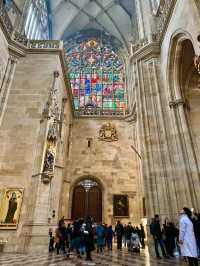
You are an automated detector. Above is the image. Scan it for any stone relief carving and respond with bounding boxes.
[41,71,60,184]
[98,122,118,142]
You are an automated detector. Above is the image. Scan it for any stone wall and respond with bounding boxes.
[61,119,143,225]
[0,47,72,252]
[132,0,200,223]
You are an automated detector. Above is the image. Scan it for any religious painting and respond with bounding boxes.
[113,194,129,217]
[0,188,24,229]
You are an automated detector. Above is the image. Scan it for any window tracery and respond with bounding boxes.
[24,0,49,40]
[65,38,127,117]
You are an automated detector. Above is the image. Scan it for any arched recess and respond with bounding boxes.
[167,31,200,210]
[69,176,105,222]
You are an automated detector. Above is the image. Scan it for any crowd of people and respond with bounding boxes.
[48,217,145,261]
[150,207,200,266]
[48,207,200,265]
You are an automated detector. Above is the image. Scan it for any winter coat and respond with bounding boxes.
[96,225,105,246]
[179,214,198,258]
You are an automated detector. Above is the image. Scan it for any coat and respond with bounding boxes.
[179,214,198,258]
[96,225,105,246]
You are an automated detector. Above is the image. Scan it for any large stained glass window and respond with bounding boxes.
[65,38,127,116]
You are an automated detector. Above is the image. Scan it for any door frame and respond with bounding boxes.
[69,175,105,222]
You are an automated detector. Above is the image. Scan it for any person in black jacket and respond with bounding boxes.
[150,215,167,258]
[115,220,124,250]
[193,213,200,257]
[84,216,95,261]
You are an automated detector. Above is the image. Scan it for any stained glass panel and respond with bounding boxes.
[65,38,127,116]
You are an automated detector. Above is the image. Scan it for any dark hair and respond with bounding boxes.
[183,207,192,219]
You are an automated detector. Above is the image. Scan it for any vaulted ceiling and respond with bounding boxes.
[51,0,136,52]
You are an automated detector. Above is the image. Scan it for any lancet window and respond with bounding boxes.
[24,0,49,40]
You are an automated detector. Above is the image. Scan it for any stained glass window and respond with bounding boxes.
[65,38,127,116]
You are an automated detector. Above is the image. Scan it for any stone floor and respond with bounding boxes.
[0,248,186,266]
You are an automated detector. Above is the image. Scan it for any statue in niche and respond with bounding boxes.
[99,122,118,142]
[4,192,18,223]
[43,148,55,173]
[47,121,58,142]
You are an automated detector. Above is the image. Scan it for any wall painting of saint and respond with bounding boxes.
[0,188,24,229]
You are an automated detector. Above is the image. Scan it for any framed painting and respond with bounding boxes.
[113,194,129,217]
[0,188,24,229]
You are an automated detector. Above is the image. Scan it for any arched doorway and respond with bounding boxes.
[72,179,102,222]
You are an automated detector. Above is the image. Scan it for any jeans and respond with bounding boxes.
[154,237,166,257]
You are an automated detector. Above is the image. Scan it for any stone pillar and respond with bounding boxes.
[169,98,200,210]
[21,71,62,253]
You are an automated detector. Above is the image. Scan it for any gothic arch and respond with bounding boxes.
[167,30,200,210]
[68,175,106,221]
[167,29,195,99]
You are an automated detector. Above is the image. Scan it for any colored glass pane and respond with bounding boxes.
[65,38,127,116]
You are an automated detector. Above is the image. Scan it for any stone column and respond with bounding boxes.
[21,71,62,253]
[169,98,200,210]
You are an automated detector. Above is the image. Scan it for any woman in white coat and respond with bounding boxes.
[179,207,198,266]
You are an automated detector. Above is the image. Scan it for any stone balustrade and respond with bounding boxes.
[0,3,62,51]
[28,40,62,49]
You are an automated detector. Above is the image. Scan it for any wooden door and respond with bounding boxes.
[72,186,86,220]
[88,186,102,222]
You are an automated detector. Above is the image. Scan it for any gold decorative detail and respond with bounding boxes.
[98,122,118,142]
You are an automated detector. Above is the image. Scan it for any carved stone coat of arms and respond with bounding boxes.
[98,122,118,142]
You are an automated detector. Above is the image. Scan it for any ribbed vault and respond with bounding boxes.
[51,0,136,52]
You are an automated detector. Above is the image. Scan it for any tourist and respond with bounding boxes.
[48,228,54,252]
[123,224,127,247]
[107,225,114,250]
[179,207,198,266]
[193,213,200,257]
[163,221,178,257]
[96,222,105,253]
[115,220,124,250]
[79,222,86,255]
[139,224,145,248]
[126,222,134,252]
[150,215,167,258]
[84,216,95,261]
[67,218,81,258]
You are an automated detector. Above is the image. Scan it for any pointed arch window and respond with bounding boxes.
[65,38,127,117]
[24,0,49,40]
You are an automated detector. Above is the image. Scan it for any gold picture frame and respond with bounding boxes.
[0,188,24,230]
